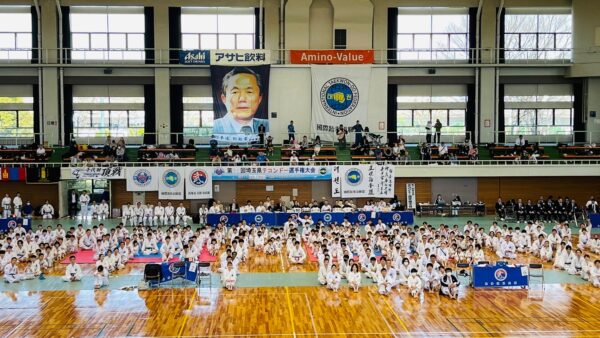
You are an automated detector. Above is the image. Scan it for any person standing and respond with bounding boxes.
[425,121,432,144]
[434,119,443,144]
[258,123,266,145]
[336,124,347,149]
[68,190,78,219]
[352,120,364,145]
[287,121,295,143]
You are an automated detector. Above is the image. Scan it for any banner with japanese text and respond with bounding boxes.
[212,166,331,181]
[331,165,394,198]
[158,167,184,200]
[211,50,270,66]
[60,166,124,180]
[185,167,213,199]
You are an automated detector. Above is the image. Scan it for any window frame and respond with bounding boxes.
[0,110,34,137]
[183,110,215,137]
[180,7,256,50]
[72,109,145,137]
[395,109,466,136]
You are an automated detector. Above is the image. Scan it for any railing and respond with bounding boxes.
[493,130,598,144]
[0,47,588,65]
[7,159,600,168]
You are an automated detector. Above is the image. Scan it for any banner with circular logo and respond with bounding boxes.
[185,167,213,199]
[311,65,372,142]
[126,167,158,192]
[158,167,184,200]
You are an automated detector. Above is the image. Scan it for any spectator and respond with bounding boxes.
[185,139,196,150]
[288,121,295,143]
[116,145,126,162]
[209,135,219,157]
[35,145,46,161]
[336,124,347,149]
[266,135,274,156]
[256,152,269,165]
[289,152,299,165]
[438,143,449,160]
[434,119,443,144]
[425,121,432,143]
[352,120,364,145]
[258,123,266,145]
[313,136,322,156]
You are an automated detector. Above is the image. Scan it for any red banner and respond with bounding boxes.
[290,50,374,64]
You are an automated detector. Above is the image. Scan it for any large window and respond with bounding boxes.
[0,7,32,60]
[183,85,214,137]
[397,8,469,61]
[504,9,572,60]
[181,7,255,50]
[70,6,145,61]
[396,84,467,136]
[73,110,144,137]
[72,85,144,137]
[0,85,34,137]
[504,84,573,135]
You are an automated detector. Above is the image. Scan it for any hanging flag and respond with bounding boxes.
[185,167,213,199]
[158,167,184,200]
[126,167,159,192]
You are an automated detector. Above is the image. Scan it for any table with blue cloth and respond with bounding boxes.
[206,211,414,226]
[152,261,198,285]
[472,264,529,288]
[589,214,600,228]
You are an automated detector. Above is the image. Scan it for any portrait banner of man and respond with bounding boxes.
[210,65,270,143]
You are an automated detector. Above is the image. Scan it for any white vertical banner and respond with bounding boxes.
[406,183,416,210]
[158,167,184,200]
[185,167,213,199]
[335,165,394,198]
[331,165,341,197]
[311,65,372,141]
[126,167,159,192]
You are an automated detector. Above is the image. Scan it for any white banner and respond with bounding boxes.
[311,65,372,141]
[211,49,270,65]
[158,167,184,200]
[126,168,159,192]
[334,165,394,198]
[185,167,213,199]
[406,183,416,210]
[331,165,341,197]
[61,166,124,180]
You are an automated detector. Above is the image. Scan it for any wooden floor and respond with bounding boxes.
[1,284,600,337]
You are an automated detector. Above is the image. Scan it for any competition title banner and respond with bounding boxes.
[290,50,374,64]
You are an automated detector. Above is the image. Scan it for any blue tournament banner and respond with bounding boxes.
[472,265,529,288]
[179,50,210,65]
[589,213,600,228]
[157,262,198,285]
[206,211,414,226]
[212,166,331,181]
[0,218,31,232]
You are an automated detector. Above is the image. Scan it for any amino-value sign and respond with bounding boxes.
[290,50,374,64]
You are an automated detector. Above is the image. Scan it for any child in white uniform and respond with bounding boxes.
[347,263,361,292]
[326,264,342,292]
[407,268,423,297]
[94,265,109,289]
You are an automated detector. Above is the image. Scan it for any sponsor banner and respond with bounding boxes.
[60,166,124,180]
[179,50,210,65]
[311,65,371,141]
[126,168,159,192]
[212,166,331,181]
[211,50,270,66]
[185,167,213,199]
[290,50,374,64]
[206,211,414,226]
[333,165,394,198]
[158,167,184,200]
[406,183,416,210]
[210,65,270,144]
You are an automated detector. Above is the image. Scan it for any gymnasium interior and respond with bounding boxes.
[0,0,600,337]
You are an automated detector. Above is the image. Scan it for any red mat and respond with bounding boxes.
[60,250,95,264]
[198,248,217,263]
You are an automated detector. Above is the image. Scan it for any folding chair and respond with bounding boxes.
[196,262,213,289]
[143,263,161,288]
[528,263,544,299]
[169,261,187,286]
[456,263,472,286]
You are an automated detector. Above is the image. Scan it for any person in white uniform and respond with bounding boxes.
[591,260,600,288]
[176,203,188,225]
[62,255,83,282]
[326,264,342,292]
[407,268,423,297]
[164,202,175,225]
[221,261,237,290]
[153,202,165,226]
[347,263,362,292]
[3,257,21,283]
[98,200,110,220]
[41,201,55,219]
[94,265,109,289]
[143,204,154,226]
[12,193,22,218]
[79,192,90,220]
[288,241,306,264]
[2,194,12,219]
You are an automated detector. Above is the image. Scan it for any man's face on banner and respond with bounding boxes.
[221,73,263,122]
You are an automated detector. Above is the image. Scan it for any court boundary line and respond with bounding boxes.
[176,289,197,338]
[383,295,410,335]
[367,290,397,338]
[303,293,318,338]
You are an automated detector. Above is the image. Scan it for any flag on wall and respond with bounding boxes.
[185,167,213,199]
[311,65,372,141]
[158,167,184,200]
[1,167,26,181]
[126,168,159,192]
[331,164,394,198]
